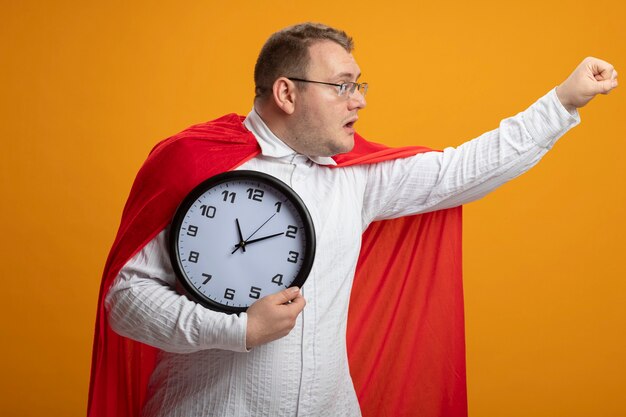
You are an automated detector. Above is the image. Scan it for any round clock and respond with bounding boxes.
[169,170,316,314]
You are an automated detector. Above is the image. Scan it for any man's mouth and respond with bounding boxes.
[343,117,358,131]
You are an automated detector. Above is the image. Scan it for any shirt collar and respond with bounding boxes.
[243,108,337,166]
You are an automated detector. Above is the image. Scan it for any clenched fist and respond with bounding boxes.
[556,57,618,112]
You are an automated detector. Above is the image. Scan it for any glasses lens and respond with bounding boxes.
[338,82,368,98]
[360,83,368,97]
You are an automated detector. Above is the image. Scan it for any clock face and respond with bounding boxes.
[169,170,316,314]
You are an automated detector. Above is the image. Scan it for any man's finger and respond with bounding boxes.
[286,293,306,310]
[599,78,619,94]
[584,59,618,95]
[591,65,613,81]
[273,287,301,304]
[587,57,613,76]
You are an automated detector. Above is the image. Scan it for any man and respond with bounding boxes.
[90,23,617,417]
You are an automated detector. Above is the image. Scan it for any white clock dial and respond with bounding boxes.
[170,171,316,313]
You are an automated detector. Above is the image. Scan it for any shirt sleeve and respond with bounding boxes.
[104,228,249,353]
[361,88,580,225]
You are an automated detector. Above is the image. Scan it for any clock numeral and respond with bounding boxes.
[186,225,198,237]
[200,205,216,218]
[201,273,212,285]
[221,190,236,204]
[287,251,299,264]
[188,251,199,263]
[249,286,262,299]
[224,288,235,300]
[274,201,282,213]
[271,274,284,286]
[246,188,264,202]
[285,225,298,239]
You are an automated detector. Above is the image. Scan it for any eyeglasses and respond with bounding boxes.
[287,77,368,98]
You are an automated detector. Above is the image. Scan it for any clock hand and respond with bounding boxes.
[235,218,246,253]
[244,212,277,241]
[232,213,279,255]
[232,231,285,254]
[245,232,285,245]
[231,242,244,255]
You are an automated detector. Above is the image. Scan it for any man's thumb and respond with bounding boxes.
[276,287,300,304]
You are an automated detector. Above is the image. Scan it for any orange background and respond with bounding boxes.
[2,1,624,416]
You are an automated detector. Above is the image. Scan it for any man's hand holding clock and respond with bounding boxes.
[246,286,306,349]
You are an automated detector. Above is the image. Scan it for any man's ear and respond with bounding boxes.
[272,77,297,115]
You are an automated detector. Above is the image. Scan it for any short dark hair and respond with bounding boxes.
[254,22,354,100]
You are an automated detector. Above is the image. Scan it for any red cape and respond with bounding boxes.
[88,113,466,417]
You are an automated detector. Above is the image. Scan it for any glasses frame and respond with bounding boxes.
[287,77,368,97]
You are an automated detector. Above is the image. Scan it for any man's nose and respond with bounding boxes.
[348,89,367,110]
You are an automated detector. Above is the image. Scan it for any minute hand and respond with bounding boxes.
[245,232,285,245]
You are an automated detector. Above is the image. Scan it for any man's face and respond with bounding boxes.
[287,40,366,157]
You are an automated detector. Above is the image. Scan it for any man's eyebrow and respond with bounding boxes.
[335,72,361,81]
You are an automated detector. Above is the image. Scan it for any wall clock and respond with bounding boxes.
[169,170,316,314]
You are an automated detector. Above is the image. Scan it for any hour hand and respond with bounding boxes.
[231,231,285,255]
[245,232,285,245]
[234,218,246,253]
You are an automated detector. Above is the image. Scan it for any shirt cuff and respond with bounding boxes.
[521,87,581,149]
[199,310,249,352]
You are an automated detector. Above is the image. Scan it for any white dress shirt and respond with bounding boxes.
[105,89,579,417]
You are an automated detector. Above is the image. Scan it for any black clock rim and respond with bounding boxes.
[168,170,316,314]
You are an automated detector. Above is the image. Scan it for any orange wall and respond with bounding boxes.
[2,1,624,416]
